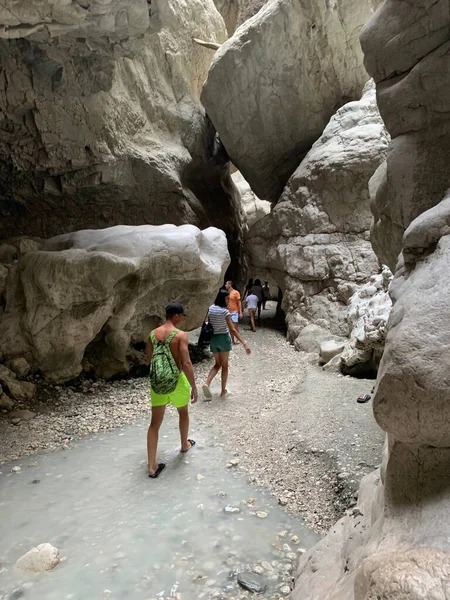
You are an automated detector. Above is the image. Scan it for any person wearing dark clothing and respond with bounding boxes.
[252,278,263,322]
[262,280,271,309]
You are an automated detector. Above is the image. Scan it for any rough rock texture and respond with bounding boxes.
[294,2,450,596]
[233,171,271,230]
[360,0,450,270]
[247,83,388,344]
[202,0,381,202]
[340,268,392,378]
[14,543,60,573]
[0,225,229,382]
[0,1,245,284]
[213,0,269,35]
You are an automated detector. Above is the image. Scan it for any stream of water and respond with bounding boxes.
[0,410,320,600]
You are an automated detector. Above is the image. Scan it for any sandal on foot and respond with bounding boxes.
[148,463,166,478]
[181,439,196,453]
[202,385,212,400]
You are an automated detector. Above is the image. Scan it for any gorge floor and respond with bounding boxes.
[0,304,384,599]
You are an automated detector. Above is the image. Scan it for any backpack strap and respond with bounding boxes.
[149,328,179,348]
[164,328,179,345]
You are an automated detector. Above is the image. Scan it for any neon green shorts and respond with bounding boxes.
[150,372,191,408]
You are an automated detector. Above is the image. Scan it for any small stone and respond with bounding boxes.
[278,497,288,506]
[282,544,292,552]
[261,561,273,571]
[0,394,14,411]
[14,543,60,572]
[28,462,39,467]
[298,548,307,555]
[223,506,241,514]
[290,535,300,544]
[227,459,240,467]
[247,497,256,505]
[8,358,31,378]
[252,565,264,575]
[11,466,21,473]
[286,552,297,560]
[255,511,268,519]
[280,585,291,595]
[237,572,267,593]
[10,409,36,422]
[196,474,205,481]
[10,417,21,425]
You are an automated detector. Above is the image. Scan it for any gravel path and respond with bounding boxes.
[0,303,383,532]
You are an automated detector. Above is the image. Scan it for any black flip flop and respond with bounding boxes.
[149,463,166,478]
[181,439,196,453]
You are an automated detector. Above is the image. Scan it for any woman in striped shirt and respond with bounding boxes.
[202,289,251,399]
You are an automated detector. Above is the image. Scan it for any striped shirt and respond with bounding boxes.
[208,305,230,334]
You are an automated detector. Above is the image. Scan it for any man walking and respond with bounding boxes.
[145,302,198,478]
[225,280,243,344]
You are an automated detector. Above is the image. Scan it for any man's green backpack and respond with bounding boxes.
[149,329,180,394]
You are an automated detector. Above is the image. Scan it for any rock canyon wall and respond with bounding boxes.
[0,0,245,282]
[293,1,450,598]
[246,82,389,351]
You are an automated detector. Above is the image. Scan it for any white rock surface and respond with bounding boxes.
[0,225,229,382]
[340,268,392,377]
[15,543,60,573]
[247,82,388,343]
[319,341,345,366]
[202,0,381,202]
[233,172,271,230]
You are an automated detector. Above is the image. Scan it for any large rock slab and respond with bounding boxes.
[361,0,450,270]
[0,225,229,382]
[246,82,388,342]
[202,0,380,202]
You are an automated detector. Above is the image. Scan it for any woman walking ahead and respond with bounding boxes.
[202,289,251,399]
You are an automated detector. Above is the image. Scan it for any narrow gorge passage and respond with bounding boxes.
[0,304,383,599]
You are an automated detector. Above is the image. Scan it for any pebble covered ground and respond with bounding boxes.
[0,303,383,533]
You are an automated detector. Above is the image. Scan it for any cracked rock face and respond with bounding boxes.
[246,82,388,346]
[0,225,229,382]
[202,0,381,202]
[0,0,246,283]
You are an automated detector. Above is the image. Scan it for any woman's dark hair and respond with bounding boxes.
[214,289,229,307]
[254,278,262,286]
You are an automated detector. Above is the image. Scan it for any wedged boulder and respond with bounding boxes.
[0,225,229,382]
[247,82,388,343]
[8,357,31,378]
[202,0,381,202]
[233,172,271,230]
[0,394,15,411]
[361,0,450,270]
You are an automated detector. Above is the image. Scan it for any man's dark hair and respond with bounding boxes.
[226,279,235,288]
[254,278,262,286]
[214,289,229,308]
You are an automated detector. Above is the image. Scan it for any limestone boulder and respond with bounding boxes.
[361,0,450,270]
[202,0,381,202]
[0,225,229,382]
[247,82,388,343]
[15,543,60,573]
[319,340,345,366]
[213,0,270,35]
